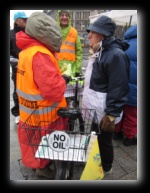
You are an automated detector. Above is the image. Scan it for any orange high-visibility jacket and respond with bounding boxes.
[16,45,66,125]
[57,27,77,61]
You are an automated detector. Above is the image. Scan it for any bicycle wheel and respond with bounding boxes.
[66,161,74,180]
[55,161,68,180]
[72,162,85,180]
[55,161,74,180]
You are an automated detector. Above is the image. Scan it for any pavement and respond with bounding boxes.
[10,47,138,184]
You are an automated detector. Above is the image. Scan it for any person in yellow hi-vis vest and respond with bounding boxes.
[16,12,72,179]
[57,10,83,80]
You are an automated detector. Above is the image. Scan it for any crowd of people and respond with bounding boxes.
[10,10,137,180]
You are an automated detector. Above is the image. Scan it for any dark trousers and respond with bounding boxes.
[92,122,113,171]
[11,67,19,117]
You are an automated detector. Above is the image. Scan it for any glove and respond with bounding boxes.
[99,115,116,132]
[61,63,72,84]
[61,63,72,77]
[75,72,80,77]
[60,63,68,74]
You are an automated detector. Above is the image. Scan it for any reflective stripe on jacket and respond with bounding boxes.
[57,27,77,61]
[16,45,66,125]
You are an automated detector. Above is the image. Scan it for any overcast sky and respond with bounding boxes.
[10,10,43,28]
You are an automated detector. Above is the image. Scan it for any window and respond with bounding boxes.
[76,12,81,19]
[76,21,82,30]
[83,11,90,20]
[70,12,73,19]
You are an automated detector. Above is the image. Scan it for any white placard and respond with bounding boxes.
[35,134,89,162]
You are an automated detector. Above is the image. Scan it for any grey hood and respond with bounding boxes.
[25,12,62,52]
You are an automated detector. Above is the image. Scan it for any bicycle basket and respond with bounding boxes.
[21,106,99,162]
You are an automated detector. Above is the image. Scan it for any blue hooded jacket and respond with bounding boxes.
[124,24,137,106]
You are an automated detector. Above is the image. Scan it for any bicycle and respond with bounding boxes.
[21,77,100,180]
[53,75,86,180]
[22,106,98,180]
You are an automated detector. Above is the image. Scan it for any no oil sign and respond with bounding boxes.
[48,131,70,152]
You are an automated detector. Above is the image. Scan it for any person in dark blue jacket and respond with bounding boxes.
[82,15,130,176]
[114,24,137,146]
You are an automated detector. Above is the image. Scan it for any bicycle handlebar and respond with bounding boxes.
[57,108,85,133]
[57,108,82,119]
[71,76,85,81]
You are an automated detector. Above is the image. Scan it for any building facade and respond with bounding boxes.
[43,10,108,37]
[69,10,109,37]
[43,10,126,40]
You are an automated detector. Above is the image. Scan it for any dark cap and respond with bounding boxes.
[86,15,116,37]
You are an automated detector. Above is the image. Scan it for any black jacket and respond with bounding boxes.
[89,37,130,116]
[10,24,24,68]
[10,24,23,58]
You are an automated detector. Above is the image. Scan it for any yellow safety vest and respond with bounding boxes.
[57,27,77,61]
[16,45,66,125]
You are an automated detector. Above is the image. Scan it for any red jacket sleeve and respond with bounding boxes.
[32,52,66,102]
